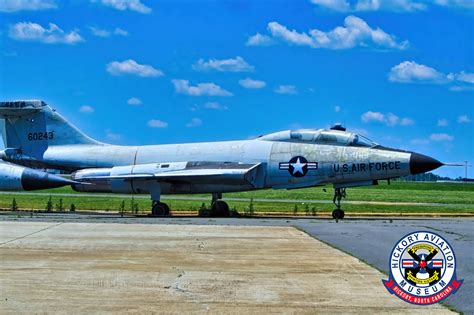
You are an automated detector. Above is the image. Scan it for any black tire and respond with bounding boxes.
[152,202,170,216]
[332,209,345,220]
[211,200,230,217]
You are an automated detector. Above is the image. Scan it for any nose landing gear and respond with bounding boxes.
[211,193,230,217]
[332,188,346,220]
[152,201,170,216]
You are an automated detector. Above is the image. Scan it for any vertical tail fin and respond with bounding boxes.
[0,100,100,160]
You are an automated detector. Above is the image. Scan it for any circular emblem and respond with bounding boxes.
[288,156,309,178]
[383,231,462,305]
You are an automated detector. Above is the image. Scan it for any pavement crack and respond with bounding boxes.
[0,222,63,246]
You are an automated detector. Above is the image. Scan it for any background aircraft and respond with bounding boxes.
[0,100,443,219]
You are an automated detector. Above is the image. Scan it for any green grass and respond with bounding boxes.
[1,181,473,214]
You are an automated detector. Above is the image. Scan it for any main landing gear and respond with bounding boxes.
[211,193,230,217]
[151,201,170,216]
[332,188,346,220]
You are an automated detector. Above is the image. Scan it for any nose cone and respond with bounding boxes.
[409,152,443,175]
[21,168,77,191]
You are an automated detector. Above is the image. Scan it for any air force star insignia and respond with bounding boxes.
[279,156,318,178]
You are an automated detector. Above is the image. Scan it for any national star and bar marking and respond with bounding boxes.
[279,156,318,177]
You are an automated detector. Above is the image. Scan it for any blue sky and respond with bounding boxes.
[0,0,473,178]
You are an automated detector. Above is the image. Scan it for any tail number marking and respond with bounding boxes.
[27,132,54,141]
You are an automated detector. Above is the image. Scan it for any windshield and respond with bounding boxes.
[350,134,377,147]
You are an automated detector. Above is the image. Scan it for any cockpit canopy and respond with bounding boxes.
[257,129,378,147]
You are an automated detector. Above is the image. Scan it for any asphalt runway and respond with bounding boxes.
[1,213,472,314]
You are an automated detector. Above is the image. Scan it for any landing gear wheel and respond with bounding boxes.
[151,202,170,216]
[332,209,345,220]
[211,200,230,217]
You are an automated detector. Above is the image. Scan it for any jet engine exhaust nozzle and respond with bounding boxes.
[409,153,443,175]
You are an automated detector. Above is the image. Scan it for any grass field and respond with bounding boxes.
[1,181,473,215]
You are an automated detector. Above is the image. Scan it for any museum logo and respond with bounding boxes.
[383,231,462,305]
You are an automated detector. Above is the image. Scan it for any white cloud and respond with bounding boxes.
[388,61,448,83]
[94,0,151,14]
[106,59,163,77]
[246,33,274,46]
[458,115,471,124]
[389,61,474,88]
[334,105,341,112]
[193,56,254,72]
[310,0,351,11]
[89,26,128,37]
[127,97,142,105]
[430,133,454,141]
[114,27,128,36]
[147,119,168,128]
[9,22,84,45]
[79,105,94,113]
[311,0,426,12]
[186,118,203,128]
[361,111,414,126]
[239,78,266,89]
[455,71,474,84]
[172,79,233,97]
[248,16,408,50]
[0,0,57,12]
[437,118,448,127]
[275,85,298,94]
[204,102,228,110]
[361,111,385,123]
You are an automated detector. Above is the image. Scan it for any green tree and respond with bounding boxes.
[11,198,18,211]
[46,196,53,212]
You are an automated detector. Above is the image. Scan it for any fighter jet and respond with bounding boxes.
[0,100,443,219]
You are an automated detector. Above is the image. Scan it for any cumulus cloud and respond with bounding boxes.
[361,111,414,126]
[389,61,474,88]
[204,102,228,110]
[458,115,471,124]
[275,85,298,95]
[239,78,266,89]
[246,33,274,46]
[455,71,474,84]
[106,59,163,77]
[89,26,128,37]
[186,118,203,128]
[147,119,168,128]
[247,16,408,50]
[93,0,151,14]
[79,105,94,113]
[127,97,142,105]
[9,22,84,45]
[310,0,426,12]
[430,133,454,141]
[172,79,233,97]
[193,56,254,72]
[0,0,57,12]
[388,61,448,83]
[437,118,448,127]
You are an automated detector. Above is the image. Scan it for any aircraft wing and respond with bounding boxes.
[75,162,266,188]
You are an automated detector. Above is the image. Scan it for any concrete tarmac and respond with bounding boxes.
[0,213,474,314]
[1,214,472,314]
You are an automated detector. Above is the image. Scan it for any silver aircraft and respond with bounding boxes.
[0,100,443,219]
